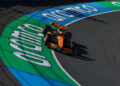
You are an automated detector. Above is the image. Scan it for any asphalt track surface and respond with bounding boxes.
[55,11,120,86]
[0,1,120,86]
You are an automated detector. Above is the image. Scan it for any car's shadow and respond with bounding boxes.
[54,42,95,61]
[72,43,95,61]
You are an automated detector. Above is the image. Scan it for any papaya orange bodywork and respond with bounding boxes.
[48,43,57,48]
[44,38,47,43]
[58,36,64,48]
[50,22,68,30]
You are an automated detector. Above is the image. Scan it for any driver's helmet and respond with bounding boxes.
[58,27,64,31]
[57,29,63,35]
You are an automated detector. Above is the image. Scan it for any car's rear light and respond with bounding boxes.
[64,48,73,53]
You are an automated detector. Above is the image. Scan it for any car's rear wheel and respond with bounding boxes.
[64,32,72,39]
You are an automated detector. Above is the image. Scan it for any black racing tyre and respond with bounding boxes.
[64,32,72,39]
[43,25,52,35]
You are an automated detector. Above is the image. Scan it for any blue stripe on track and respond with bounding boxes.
[8,67,73,86]
[27,2,113,25]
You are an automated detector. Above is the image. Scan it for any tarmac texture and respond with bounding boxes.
[0,1,120,86]
[55,11,120,86]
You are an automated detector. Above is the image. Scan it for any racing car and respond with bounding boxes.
[43,23,75,55]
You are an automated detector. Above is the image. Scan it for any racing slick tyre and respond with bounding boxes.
[43,25,52,36]
[64,32,72,39]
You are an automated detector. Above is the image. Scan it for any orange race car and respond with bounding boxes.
[43,23,75,55]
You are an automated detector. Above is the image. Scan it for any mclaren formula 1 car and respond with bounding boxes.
[43,23,75,55]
